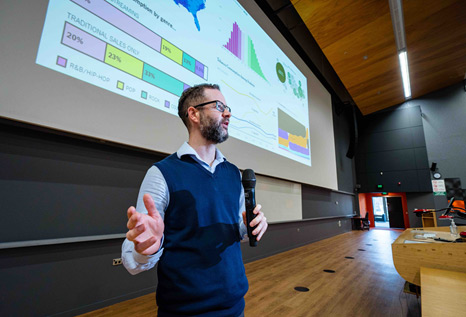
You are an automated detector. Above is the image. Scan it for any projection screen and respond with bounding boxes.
[0,0,337,190]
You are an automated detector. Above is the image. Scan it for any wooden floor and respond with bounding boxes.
[78,229,421,317]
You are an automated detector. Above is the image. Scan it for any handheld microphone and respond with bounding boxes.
[242,169,257,247]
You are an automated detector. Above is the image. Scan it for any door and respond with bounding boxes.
[387,197,404,228]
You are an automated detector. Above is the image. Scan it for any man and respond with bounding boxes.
[122,83,268,317]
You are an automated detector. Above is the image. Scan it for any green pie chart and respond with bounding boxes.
[276,62,286,83]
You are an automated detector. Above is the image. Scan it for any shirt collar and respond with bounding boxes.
[176,142,226,165]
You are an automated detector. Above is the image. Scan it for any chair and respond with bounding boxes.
[352,213,370,230]
[361,212,370,230]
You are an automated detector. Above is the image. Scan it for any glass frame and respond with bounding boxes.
[186,100,231,117]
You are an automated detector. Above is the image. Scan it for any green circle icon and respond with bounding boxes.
[276,62,286,83]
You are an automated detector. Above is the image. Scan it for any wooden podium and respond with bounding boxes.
[421,213,437,227]
[392,226,466,286]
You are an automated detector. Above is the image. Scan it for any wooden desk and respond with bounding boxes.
[351,217,362,230]
[392,226,466,286]
[421,267,466,316]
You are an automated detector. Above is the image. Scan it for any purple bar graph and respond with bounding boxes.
[70,0,207,79]
[224,22,242,59]
[70,0,162,52]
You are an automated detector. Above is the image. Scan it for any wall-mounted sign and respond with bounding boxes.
[432,180,446,196]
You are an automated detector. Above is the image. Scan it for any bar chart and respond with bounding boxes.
[62,22,189,96]
[70,0,208,80]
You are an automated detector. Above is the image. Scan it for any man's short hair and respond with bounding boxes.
[178,83,220,128]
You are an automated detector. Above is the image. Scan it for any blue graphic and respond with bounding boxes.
[174,0,206,31]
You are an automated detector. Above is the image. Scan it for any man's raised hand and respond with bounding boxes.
[126,193,165,255]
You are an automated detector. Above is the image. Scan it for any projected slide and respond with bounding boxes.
[36,0,311,165]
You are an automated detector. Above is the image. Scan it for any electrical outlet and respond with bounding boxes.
[113,258,122,266]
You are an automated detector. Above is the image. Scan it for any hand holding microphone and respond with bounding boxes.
[242,169,268,247]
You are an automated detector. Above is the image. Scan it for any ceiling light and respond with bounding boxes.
[389,0,411,100]
[398,50,411,99]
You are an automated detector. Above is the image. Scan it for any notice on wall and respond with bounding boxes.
[432,180,446,196]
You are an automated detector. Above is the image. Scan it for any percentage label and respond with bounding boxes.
[66,32,83,44]
[145,70,155,79]
[108,53,122,62]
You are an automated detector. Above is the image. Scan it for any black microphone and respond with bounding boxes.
[242,169,257,247]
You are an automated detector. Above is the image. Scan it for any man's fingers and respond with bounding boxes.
[127,206,136,220]
[126,212,140,230]
[143,193,161,219]
[252,216,267,234]
[126,224,144,241]
[256,222,268,241]
[134,236,157,254]
[248,204,268,241]
[250,211,264,227]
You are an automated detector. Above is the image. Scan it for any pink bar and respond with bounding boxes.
[233,24,237,57]
[238,27,241,59]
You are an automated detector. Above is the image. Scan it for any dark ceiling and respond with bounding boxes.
[260,0,466,115]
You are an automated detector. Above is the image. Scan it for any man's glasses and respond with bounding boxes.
[186,100,231,117]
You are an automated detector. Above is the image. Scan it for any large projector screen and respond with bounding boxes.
[0,0,337,189]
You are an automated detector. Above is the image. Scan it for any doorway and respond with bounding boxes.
[371,196,405,228]
[358,193,409,229]
[372,197,389,228]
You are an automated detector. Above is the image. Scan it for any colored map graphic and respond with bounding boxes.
[278,108,310,159]
[288,71,305,99]
[174,0,206,31]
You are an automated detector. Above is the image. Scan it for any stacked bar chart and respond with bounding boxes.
[224,22,267,81]
[277,108,310,159]
[224,22,242,60]
[62,22,189,96]
[70,0,207,80]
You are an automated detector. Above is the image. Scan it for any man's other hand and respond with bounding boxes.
[242,204,268,241]
[126,193,165,255]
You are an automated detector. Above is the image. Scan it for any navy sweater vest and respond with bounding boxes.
[155,154,249,317]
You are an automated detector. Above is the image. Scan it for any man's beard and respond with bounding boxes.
[199,112,229,144]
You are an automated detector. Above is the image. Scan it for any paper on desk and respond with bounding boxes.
[404,240,430,243]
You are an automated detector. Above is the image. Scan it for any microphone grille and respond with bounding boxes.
[242,169,256,187]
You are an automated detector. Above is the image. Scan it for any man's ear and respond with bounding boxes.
[187,107,200,124]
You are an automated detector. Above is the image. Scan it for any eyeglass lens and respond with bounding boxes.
[216,101,231,113]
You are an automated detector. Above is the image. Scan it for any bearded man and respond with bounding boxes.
[122,83,268,317]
